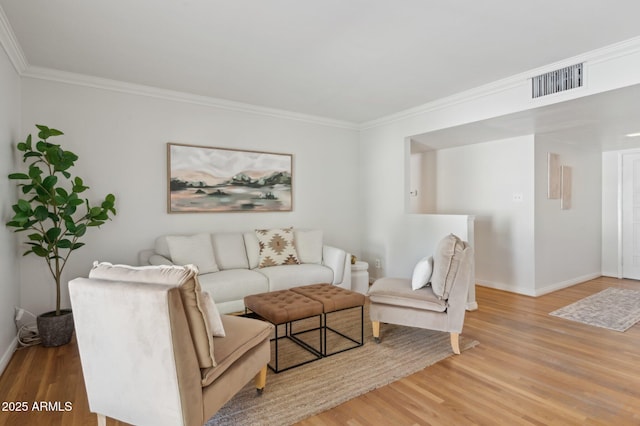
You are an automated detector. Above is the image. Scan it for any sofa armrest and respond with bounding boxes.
[138,249,174,266]
[322,245,350,287]
[69,278,202,426]
[138,249,155,265]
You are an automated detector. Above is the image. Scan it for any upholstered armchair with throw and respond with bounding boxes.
[367,234,473,354]
[69,263,273,426]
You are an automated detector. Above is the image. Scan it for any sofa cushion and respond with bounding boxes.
[166,233,219,274]
[411,256,433,290]
[88,262,217,368]
[431,234,467,300]
[201,315,273,387]
[368,277,447,312]
[255,227,300,268]
[211,233,249,270]
[243,232,261,269]
[198,269,269,304]
[149,254,173,266]
[294,229,323,264]
[258,264,333,291]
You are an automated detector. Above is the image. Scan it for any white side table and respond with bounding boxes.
[351,261,370,294]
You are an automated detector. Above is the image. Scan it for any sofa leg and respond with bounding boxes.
[255,365,267,394]
[97,414,106,426]
[372,321,380,343]
[450,333,460,354]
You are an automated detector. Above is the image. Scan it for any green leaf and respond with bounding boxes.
[45,227,62,243]
[36,125,63,140]
[17,199,31,213]
[74,224,86,237]
[23,152,42,159]
[62,171,71,179]
[21,185,34,194]
[56,239,72,249]
[31,246,48,257]
[35,141,49,152]
[71,242,85,250]
[42,175,58,190]
[8,173,29,180]
[24,134,32,150]
[28,233,43,241]
[55,187,69,197]
[34,205,49,221]
[28,167,42,179]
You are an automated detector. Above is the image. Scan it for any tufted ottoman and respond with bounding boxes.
[291,283,365,356]
[244,289,324,373]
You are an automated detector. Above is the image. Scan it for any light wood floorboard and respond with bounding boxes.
[0,277,638,425]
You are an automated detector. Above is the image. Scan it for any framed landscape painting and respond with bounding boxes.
[167,143,293,213]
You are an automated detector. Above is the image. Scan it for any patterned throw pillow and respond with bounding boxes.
[255,227,301,268]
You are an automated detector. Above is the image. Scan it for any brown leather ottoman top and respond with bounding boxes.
[244,289,323,325]
[291,283,365,313]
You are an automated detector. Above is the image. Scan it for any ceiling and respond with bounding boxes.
[2,1,640,149]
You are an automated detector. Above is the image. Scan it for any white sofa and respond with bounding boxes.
[139,229,351,314]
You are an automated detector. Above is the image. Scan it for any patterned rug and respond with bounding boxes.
[550,287,640,332]
[206,306,478,425]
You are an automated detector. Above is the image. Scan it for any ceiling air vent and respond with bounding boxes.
[532,63,583,98]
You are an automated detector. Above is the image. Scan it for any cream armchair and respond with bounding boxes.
[368,234,473,354]
[69,263,273,426]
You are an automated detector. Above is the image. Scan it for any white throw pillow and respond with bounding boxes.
[202,291,226,337]
[166,233,219,274]
[294,229,323,264]
[411,256,434,290]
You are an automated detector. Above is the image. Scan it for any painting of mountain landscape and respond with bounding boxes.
[168,143,292,212]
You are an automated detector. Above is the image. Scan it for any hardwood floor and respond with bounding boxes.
[1,277,639,425]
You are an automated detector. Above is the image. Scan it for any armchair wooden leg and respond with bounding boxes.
[450,332,461,354]
[255,365,267,394]
[372,321,380,343]
[97,414,106,426]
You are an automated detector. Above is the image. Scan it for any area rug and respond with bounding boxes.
[550,287,640,332]
[206,306,478,426]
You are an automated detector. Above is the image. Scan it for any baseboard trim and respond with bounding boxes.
[477,273,602,297]
[476,280,537,297]
[0,336,18,377]
[533,273,601,296]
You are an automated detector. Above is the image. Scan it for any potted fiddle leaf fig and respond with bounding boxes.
[7,125,117,347]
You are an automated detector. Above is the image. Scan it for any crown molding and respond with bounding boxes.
[21,66,359,131]
[362,35,640,130]
[0,5,27,74]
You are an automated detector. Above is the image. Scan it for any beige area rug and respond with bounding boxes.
[550,287,640,332]
[206,306,478,426]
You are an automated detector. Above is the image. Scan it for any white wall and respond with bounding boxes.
[19,78,361,315]
[0,46,21,374]
[432,136,536,294]
[534,137,602,294]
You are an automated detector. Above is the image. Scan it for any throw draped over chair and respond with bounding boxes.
[368,234,474,354]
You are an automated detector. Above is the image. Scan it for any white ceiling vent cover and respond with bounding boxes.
[532,63,583,98]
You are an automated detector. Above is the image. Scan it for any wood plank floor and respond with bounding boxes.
[1,277,639,425]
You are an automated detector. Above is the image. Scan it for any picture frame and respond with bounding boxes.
[167,143,293,213]
[547,152,561,199]
[561,165,572,210]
